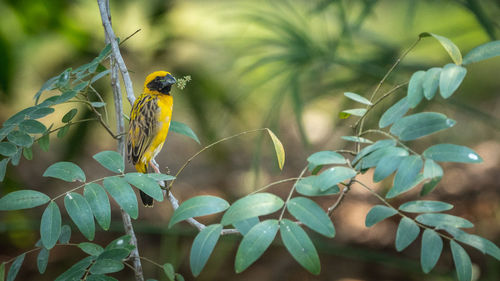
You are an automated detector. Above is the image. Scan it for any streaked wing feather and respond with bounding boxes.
[127,94,159,164]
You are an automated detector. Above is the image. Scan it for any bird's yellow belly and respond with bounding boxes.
[139,94,173,166]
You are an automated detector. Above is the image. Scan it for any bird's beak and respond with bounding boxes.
[162,74,176,87]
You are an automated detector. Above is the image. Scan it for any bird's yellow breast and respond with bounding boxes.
[147,94,173,159]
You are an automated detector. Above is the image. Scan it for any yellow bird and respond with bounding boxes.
[127,71,176,206]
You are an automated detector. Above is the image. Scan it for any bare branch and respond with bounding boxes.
[97,0,136,106]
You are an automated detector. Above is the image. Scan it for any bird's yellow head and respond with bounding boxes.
[144,71,176,95]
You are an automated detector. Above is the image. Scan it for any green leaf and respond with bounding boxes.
[221,193,284,226]
[163,263,175,281]
[78,242,104,256]
[40,201,61,249]
[422,67,441,100]
[43,161,86,182]
[423,159,443,179]
[316,167,356,191]
[287,197,335,237]
[4,108,33,126]
[395,217,420,251]
[84,183,111,231]
[439,63,467,99]
[421,177,442,196]
[146,173,176,181]
[190,224,222,277]
[0,190,50,210]
[420,229,443,273]
[0,142,17,157]
[6,254,25,281]
[30,107,55,119]
[7,130,33,147]
[235,220,279,273]
[91,69,110,83]
[0,158,8,182]
[62,109,78,123]
[423,144,482,163]
[233,217,260,236]
[422,32,462,65]
[55,256,95,281]
[352,139,396,165]
[57,124,69,138]
[38,133,50,152]
[295,176,340,196]
[0,125,15,141]
[86,275,118,281]
[72,81,89,92]
[93,151,124,173]
[19,120,47,134]
[341,136,373,144]
[35,76,58,104]
[421,159,443,195]
[390,112,455,141]
[344,92,372,105]
[103,177,138,219]
[266,129,285,170]
[341,108,367,117]
[59,225,71,244]
[90,259,124,275]
[22,147,33,160]
[379,97,410,128]
[399,200,453,213]
[280,219,320,275]
[124,173,163,202]
[365,205,398,227]
[373,155,405,182]
[386,156,423,198]
[407,70,425,108]
[91,102,106,108]
[64,192,95,240]
[37,247,49,274]
[175,273,184,281]
[448,229,500,260]
[416,213,473,229]
[463,40,500,65]
[307,151,346,169]
[450,240,472,281]
[10,148,21,166]
[170,121,200,144]
[0,263,4,281]
[105,235,134,251]
[169,195,230,228]
[56,90,78,104]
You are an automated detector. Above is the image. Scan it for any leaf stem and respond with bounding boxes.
[278,166,308,221]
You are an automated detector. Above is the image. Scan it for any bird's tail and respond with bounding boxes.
[135,163,154,207]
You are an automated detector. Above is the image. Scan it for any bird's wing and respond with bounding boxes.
[127,94,159,165]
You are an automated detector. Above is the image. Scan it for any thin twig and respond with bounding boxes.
[167,128,268,191]
[354,37,421,152]
[250,177,300,194]
[278,166,308,221]
[352,82,409,130]
[327,184,350,217]
[97,0,136,106]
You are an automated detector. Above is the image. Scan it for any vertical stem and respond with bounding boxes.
[97,0,143,280]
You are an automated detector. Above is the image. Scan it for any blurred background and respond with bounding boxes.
[0,0,499,280]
